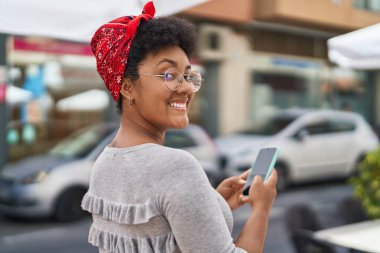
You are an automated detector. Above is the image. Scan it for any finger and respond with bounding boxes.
[239,195,250,204]
[222,176,246,187]
[253,175,263,185]
[267,169,278,186]
[237,182,245,190]
[233,180,246,191]
[239,168,251,180]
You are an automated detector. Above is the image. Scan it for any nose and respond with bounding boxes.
[176,76,194,94]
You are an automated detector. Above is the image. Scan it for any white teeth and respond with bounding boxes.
[170,102,186,108]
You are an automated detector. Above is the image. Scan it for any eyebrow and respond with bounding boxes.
[156,58,191,70]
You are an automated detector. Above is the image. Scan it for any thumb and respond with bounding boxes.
[253,175,263,185]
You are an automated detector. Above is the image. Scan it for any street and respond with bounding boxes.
[0,180,353,253]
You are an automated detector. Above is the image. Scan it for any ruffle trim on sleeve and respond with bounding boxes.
[88,225,177,253]
[81,193,161,224]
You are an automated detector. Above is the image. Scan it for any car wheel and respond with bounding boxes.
[275,164,289,192]
[351,154,366,177]
[54,188,87,222]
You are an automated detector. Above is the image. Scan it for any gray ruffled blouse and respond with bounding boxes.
[82,143,246,253]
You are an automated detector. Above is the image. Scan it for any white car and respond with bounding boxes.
[216,109,379,191]
[0,123,222,221]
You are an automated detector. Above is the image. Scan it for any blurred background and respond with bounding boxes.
[1,0,380,253]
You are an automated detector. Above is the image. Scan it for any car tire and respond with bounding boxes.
[54,187,87,222]
[351,154,366,177]
[275,163,289,192]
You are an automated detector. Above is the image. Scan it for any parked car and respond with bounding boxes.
[215,109,379,191]
[0,123,222,221]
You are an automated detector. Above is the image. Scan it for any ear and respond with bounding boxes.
[120,78,135,101]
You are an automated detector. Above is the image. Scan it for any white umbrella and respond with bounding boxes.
[0,0,207,42]
[328,23,380,70]
[56,89,110,112]
[6,85,33,105]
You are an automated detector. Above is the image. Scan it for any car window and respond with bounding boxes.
[300,118,356,136]
[329,119,356,133]
[49,125,115,158]
[239,115,299,135]
[304,121,331,135]
[164,131,197,148]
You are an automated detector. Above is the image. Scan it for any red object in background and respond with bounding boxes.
[13,36,93,56]
[0,84,6,103]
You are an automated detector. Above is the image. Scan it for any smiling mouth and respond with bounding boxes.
[169,102,187,111]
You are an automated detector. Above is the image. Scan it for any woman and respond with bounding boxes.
[82,2,277,253]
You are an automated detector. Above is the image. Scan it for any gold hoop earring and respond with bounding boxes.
[129,99,134,106]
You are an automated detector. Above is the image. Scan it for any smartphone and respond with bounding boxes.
[242,147,279,196]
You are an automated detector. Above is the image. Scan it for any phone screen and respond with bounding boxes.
[243,147,278,196]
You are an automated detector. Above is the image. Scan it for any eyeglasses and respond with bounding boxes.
[131,68,203,92]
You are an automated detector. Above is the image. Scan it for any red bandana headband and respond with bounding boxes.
[91,1,156,102]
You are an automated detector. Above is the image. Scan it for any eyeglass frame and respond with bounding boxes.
[128,67,203,93]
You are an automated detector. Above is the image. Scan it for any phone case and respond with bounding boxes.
[243,147,279,196]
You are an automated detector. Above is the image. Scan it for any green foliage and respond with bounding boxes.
[350,148,380,219]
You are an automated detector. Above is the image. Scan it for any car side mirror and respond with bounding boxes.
[294,129,309,141]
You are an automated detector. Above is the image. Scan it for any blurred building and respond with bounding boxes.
[4,36,113,161]
[3,0,380,162]
[180,0,380,136]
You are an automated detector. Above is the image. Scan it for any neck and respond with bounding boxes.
[110,113,165,148]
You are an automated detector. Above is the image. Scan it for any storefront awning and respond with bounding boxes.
[56,90,109,111]
[328,23,380,70]
[0,0,208,42]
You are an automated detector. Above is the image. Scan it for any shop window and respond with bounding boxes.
[252,72,310,109]
[254,72,307,92]
[249,70,316,126]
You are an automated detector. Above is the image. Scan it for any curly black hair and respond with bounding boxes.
[116,16,197,114]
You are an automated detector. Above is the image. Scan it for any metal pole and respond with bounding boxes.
[0,34,8,169]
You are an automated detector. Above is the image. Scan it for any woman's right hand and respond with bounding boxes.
[248,169,278,212]
[234,170,278,253]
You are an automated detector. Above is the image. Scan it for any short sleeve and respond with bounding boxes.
[156,150,247,253]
